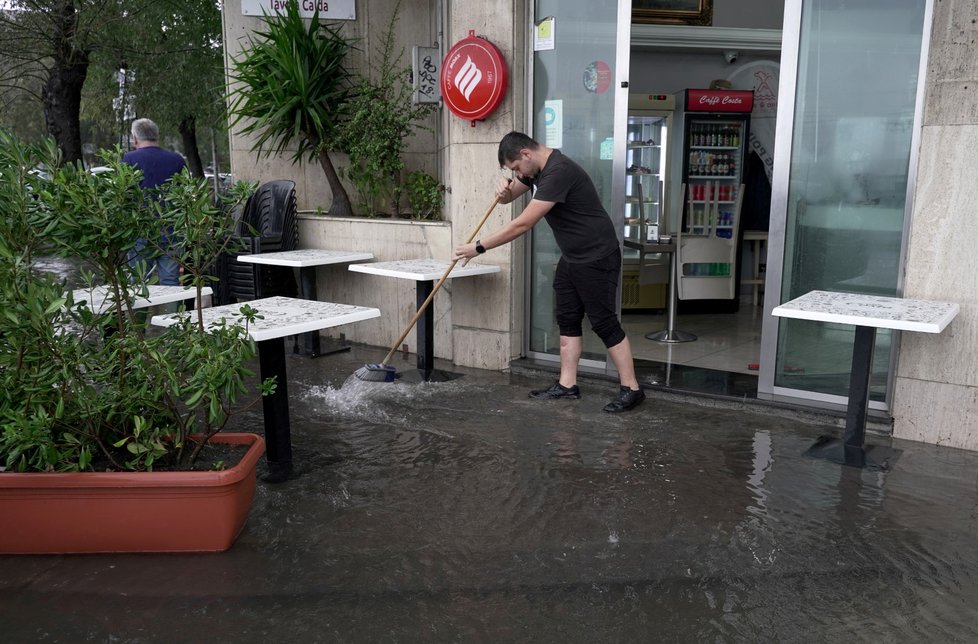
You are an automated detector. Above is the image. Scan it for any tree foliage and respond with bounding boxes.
[0,1,228,171]
[124,0,228,177]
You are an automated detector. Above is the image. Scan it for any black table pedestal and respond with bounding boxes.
[296,267,350,358]
[416,280,435,381]
[410,280,459,383]
[804,324,900,470]
[258,336,293,482]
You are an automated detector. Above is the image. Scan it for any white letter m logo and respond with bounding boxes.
[454,56,483,102]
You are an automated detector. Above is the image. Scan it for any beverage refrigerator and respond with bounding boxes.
[669,88,753,310]
[621,93,676,310]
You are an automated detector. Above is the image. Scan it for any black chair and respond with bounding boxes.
[218,180,299,305]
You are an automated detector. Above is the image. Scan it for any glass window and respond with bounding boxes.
[777,0,927,400]
[529,0,621,360]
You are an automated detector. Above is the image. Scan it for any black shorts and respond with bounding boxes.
[552,249,626,348]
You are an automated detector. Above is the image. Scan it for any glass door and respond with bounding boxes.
[760,0,929,407]
[684,117,746,242]
[527,0,631,365]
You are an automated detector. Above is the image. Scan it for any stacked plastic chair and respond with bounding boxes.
[216,180,299,305]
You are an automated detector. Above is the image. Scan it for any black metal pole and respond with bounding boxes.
[299,266,322,357]
[843,325,877,467]
[416,280,434,381]
[258,336,293,482]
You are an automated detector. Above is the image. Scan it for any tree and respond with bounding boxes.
[0,1,227,172]
[227,4,356,217]
[0,1,128,163]
[124,0,227,178]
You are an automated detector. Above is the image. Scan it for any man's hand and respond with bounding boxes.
[495,176,514,202]
[453,242,477,267]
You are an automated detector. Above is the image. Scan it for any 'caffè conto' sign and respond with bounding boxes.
[241,0,356,20]
[440,31,508,126]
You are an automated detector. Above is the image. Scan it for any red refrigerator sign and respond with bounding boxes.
[685,89,754,113]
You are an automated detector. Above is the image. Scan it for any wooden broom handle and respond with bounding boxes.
[380,196,501,365]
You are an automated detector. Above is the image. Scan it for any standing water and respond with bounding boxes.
[3,270,978,640]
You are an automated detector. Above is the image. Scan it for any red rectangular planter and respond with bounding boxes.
[0,433,265,554]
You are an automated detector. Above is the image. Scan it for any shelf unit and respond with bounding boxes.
[623,107,671,310]
[676,182,746,301]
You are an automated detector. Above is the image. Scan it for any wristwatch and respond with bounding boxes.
[475,240,486,254]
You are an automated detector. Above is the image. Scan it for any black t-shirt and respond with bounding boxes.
[520,150,618,263]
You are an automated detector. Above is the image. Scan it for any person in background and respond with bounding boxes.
[454,131,645,413]
[122,118,186,286]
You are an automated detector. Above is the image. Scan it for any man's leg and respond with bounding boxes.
[127,239,149,281]
[527,256,584,399]
[608,336,639,390]
[559,334,582,388]
[573,250,644,412]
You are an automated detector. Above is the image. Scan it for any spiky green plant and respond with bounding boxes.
[227,4,356,216]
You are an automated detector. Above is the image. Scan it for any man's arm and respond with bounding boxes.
[454,198,554,264]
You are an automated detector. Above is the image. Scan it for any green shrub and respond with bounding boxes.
[405,170,445,221]
[0,129,271,472]
[332,0,435,216]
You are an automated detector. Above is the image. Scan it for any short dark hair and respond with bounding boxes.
[498,131,540,167]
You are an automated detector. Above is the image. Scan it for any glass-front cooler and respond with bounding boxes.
[622,93,674,310]
[671,89,753,309]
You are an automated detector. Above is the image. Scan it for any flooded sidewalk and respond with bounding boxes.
[3,344,978,641]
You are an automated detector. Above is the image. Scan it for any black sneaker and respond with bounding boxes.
[603,386,645,413]
[529,381,581,400]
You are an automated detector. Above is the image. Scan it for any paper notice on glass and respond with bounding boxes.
[534,17,555,51]
[544,100,562,149]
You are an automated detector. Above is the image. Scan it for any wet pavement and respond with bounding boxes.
[4,343,978,642]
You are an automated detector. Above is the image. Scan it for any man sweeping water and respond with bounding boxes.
[454,131,645,413]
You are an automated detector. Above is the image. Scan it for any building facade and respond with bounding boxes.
[222,0,978,450]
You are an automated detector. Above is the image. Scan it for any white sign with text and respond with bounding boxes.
[241,0,356,20]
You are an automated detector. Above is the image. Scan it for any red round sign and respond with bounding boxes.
[440,31,508,126]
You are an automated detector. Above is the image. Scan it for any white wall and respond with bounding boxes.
[893,0,978,449]
[629,51,780,96]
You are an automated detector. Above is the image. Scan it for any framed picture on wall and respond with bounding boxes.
[633,0,713,26]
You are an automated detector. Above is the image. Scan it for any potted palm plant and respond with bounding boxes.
[228,3,357,216]
[0,130,273,553]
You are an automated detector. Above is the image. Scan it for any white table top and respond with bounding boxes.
[772,290,959,333]
[348,258,500,281]
[150,296,380,342]
[72,285,213,314]
[236,249,374,267]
